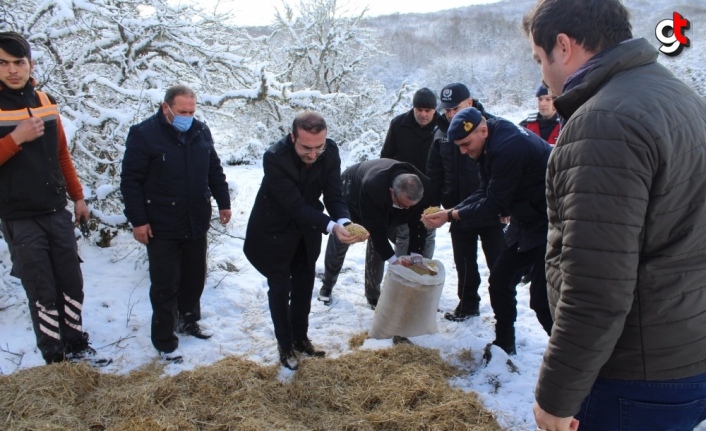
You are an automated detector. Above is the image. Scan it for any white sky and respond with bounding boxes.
[196,0,501,26]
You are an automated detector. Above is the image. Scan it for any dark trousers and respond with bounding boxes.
[1,210,85,361]
[322,227,397,303]
[450,224,504,312]
[146,235,207,353]
[488,242,553,335]
[266,239,315,349]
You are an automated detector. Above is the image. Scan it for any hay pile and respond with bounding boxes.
[0,342,502,431]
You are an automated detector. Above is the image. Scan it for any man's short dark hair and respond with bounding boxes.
[164,85,196,106]
[392,173,424,203]
[292,112,327,139]
[0,31,32,61]
[522,0,632,60]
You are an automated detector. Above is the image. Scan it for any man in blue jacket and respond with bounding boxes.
[121,85,231,363]
[423,107,553,355]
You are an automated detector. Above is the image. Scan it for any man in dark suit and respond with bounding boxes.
[243,112,364,370]
[318,158,431,308]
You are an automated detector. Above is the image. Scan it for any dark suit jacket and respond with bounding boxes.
[244,135,349,279]
[342,158,431,261]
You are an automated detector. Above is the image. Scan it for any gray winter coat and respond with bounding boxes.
[537,37,706,417]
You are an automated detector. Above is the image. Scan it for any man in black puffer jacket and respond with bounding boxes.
[426,83,504,321]
[523,1,706,430]
[121,85,231,363]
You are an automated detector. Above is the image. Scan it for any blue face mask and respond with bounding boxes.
[167,106,194,132]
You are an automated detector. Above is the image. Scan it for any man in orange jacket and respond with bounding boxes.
[0,31,94,365]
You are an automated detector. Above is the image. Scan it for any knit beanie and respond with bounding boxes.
[413,88,437,109]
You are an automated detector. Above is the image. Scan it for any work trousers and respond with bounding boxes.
[1,210,85,362]
[146,235,207,353]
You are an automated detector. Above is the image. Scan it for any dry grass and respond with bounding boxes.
[0,342,503,431]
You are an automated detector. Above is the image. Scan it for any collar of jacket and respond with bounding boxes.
[402,108,438,131]
[554,37,656,121]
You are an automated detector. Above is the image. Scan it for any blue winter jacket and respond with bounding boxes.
[120,108,230,239]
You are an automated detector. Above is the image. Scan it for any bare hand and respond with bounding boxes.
[132,224,153,245]
[9,117,45,145]
[500,216,511,224]
[421,211,447,229]
[73,200,90,225]
[533,402,579,431]
[219,209,232,225]
[333,223,361,244]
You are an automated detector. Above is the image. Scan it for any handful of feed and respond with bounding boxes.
[345,224,369,237]
[423,206,443,215]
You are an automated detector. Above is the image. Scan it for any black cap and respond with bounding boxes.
[412,88,437,109]
[535,84,549,97]
[438,83,471,110]
[447,107,483,142]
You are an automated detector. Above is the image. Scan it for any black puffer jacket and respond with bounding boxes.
[537,38,706,418]
[121,108,230,239]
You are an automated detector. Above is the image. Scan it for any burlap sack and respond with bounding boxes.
[369,258,445,339]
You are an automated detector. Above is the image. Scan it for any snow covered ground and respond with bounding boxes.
[0,161,554,430]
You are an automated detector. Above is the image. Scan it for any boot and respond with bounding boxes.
[492,324,516,355]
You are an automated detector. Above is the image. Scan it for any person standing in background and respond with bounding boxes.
[519,83,560,145]
[381,87,439,259]
[121,85,231,364]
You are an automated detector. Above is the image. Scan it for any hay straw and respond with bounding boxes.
[1,343,502,431]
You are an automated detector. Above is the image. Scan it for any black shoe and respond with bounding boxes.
[490,338,516,355]
[317,286,332,306]
[278,345,299,370]
[293,339,326,357]
[444,306,480,322]
[66,332,97,358]
[44,348,67,365]
[392,335,412,345]
[159,349,184,364]
[178,322,212,339]
[520,274,531,285]
[367,298,378,310]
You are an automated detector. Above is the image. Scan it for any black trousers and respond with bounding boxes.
[146,235,207,353]
[449,224,504,312]
[1,210,85,362]
[322,227,397,303]
[488,242,553,336]
[266,238,315,350]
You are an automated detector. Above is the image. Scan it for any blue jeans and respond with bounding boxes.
[576,372,706,430]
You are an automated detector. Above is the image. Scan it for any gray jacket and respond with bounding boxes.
[537,38,706,417]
